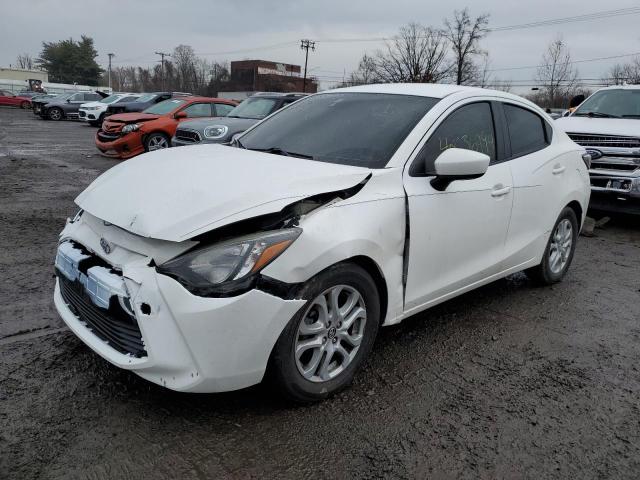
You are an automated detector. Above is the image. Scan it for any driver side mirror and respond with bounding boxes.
[174,111,187,119]
[430,148,490,191]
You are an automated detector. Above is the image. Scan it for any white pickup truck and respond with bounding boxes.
[556,86,640,215]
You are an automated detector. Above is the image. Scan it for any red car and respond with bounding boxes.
[0,90,32,109]
[96,96,237,159]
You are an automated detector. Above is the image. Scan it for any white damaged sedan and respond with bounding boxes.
[54,84,590,402]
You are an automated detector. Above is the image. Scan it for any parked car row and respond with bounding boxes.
[7,83,638,216]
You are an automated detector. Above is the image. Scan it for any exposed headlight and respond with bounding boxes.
[122,123,140,134]
[157,228,301,296]
[84,106,99,111]
[203,125,229,139]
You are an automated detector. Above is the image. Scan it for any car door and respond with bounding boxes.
[497,102,561,268]
[180,102,215,119]
[65,93,85,112]
[0,90,17,106]
[402,100,514,311]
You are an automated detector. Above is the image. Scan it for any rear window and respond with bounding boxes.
[504,104,549,157]
[144,99,186,115]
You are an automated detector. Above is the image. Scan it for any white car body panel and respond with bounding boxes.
[75,144,372,242]
[79,93,139,122]
[55,84,591,393]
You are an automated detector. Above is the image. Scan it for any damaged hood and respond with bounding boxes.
[105,112,161,123]
[555,116,640,137]
[75,144,372,242]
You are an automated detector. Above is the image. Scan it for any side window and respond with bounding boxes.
[182,103,214,118]
[87,93,101,101]
[412,102,496,176]
[215,103,234,116]
[503,104,550,157]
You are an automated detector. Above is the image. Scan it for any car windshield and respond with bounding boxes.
[573,89,640,118]
[99,94,123,104]
[143,99,186,115]
[239,93,439,168]
[116,95,139,103]
[228,97,278,119]
[136,93,158,103]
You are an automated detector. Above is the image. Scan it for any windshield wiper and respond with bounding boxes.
[621,114,640,118]
[250,146,314,159]
[575,111,620,118]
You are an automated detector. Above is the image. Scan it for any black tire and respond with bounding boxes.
[144,132,170,152]
[48,107,63,121]
[90,113,105,128]
[269,263,380,403]
[20,101,30,109]
[525,207,578,285]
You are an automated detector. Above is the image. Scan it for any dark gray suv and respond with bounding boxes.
[38,91,107,120]
[171,93,306,147]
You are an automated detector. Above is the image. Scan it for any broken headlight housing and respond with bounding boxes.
[121,123,140,134]
[157,228,301,296]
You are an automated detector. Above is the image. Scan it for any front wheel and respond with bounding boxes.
[269,263,380,403]
[48,107,63,121]
[144,132,170,152]
[525,207,578,285]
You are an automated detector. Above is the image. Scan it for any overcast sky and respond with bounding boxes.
[2,0,640,93]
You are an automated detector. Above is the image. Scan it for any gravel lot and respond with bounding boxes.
[1,106,639,479]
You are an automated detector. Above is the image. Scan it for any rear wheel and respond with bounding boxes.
[269,263,380,403]
[48,107,63,121]
[525,207,578,285]
[144,132,170,152]
[20,101,30,109]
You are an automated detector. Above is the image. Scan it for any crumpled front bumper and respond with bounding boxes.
[54,255,305,393]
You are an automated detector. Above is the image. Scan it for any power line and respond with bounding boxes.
[488,51,640,72]
[312,7,640,44]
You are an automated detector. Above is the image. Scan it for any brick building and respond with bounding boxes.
[220,60,317,99]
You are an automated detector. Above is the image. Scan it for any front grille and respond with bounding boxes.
[568,133,640,149]
[175,129,201,143]
[591,161,638,171]
[58,272,147,358]
[97,131,120,142]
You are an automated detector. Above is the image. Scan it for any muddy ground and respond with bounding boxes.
[1,106,639,479]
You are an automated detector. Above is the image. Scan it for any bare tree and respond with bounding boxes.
[374,23,450,83]
[604,57,640,85]
[602,63,627,86]
[535,37,579,108]
[348,54,379,85]
[16,53,34,70]
[444,8,490,85]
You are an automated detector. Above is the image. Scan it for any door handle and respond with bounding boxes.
[491,185,511,197]
[552,165,566,175]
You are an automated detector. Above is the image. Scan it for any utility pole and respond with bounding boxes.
[155,51,171,91]
[107,53,115,91]
[300,39,315,93]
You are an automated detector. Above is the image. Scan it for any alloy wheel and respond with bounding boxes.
[294,285,367,382]
[147,135,169,151]
[49,108,62,120]
[549,218,573,274]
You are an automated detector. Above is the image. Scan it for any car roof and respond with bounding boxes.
[592,85,640,92]
[173,96,235,103]
[326,83,523,100]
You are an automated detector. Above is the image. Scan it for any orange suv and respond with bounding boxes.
[96,96,237,159]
